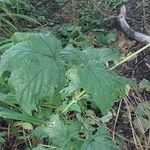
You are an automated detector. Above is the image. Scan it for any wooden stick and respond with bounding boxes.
[118,5,150,45]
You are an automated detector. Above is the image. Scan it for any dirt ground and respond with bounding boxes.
[115,0,150,85]
[0,0,150,150]
[97,0,150,149]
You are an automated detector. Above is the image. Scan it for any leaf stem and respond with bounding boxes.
[110,43,150,70]
[76,90,86,100]
[62,99,77,113]
[62,90,86,113]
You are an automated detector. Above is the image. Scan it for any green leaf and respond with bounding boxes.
[0,92,6,101]
[134,102,150,117]
[83,47,120,64]
[0,110,44,125]
[21,122,33,130]
[100,111,113,123]
[68,120,82,136]
[134,116,149,131]
[63,79,81,94]
[61,44,87,66]
[61,101,81,113]
[0,132,5,143]
[133,102,150,133]
[81,124,117,150]
[61,45,120,67]
[79,62,128,114]
[32,146,49,150]
[96,32,117,45]
[139,79,150,91]
[106,33,117,43]
[35,114,81,148]
[43,114,69,147]
[133,101,150,135]
[31,126,49,140]
[12,32,34,43]
[63,66,81,95]
[64,139,84,150]
[0,0,11,3]
[0,92,17,105]
[0,32,65,114]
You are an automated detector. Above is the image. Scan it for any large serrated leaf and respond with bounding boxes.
[34,114,81,148]
[45,114,69,146]
[0,32,65,114]
[61,44,87,66]
[81,124,117,150]
[61,45,120,67]
[79,62,128,114]
[83,47,120,64]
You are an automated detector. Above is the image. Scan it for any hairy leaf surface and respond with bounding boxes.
[33,114,81,148]
[81,124,117,150]
[45,114,69,146]
[83,47,120,64]
[61,44,87,66]
[0,33,65,114]
[79,62,128,114]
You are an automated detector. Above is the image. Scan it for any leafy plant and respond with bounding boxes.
[32,115,117,150]
[0,32,65,114]
[0,32,133,149]
[0,0,39,36]
[81,124,117,150]
[0,0,150,149]
[133,102,150,133]
[103,0,128,9]
[55,0,69,5]
[0,132,5,143]
[0,32,130,114]
[139,79,150,91]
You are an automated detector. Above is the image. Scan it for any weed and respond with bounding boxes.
[0,0,39,36]
[0,0,149,149]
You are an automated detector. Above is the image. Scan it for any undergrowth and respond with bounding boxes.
[0,0,149,150]
[0,0,39,36]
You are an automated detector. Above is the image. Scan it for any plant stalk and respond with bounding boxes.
[110,43,150,70]
[62,91,86,113]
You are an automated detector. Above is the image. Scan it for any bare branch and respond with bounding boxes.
[118,5,150,45]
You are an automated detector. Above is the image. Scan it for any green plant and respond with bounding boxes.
[0,31,134,149]
[0,132,5,143]
[55,0,69,5]
[0,0,149,149]
[103,0,128,9]
[0,32,131,114]
[0,0,39,36]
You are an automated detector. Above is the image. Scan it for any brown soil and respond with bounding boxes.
[126,0,150,34]
[0,0,150,150]
[113,0,150,81]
